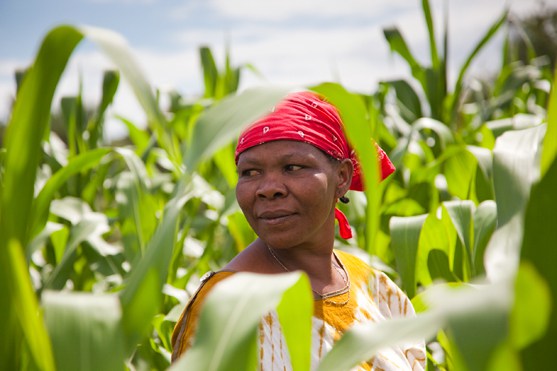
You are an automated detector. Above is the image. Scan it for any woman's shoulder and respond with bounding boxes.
[334,249,414,316]
[171,270,236,360]
[189,270,237,305]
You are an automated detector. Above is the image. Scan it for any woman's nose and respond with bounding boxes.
[256,173,287,199]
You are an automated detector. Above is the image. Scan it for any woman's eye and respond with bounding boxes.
[240,169,259,177]
[285,164,303,172]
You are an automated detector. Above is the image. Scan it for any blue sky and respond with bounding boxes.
[0,0,551,139]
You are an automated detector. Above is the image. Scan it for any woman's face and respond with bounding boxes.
[236,140,352,251]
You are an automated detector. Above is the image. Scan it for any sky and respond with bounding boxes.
[0,0,553,140]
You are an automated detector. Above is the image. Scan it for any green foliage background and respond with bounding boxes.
[1,1,556,370]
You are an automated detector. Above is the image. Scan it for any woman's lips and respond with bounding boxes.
[258,211,296,225]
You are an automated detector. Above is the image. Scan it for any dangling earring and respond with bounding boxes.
[339,196,350,204]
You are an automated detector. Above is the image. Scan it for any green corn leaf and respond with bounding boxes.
[484,124,545,282]
[88,70,120,146]
[185,85,292,171]
[29,147,112,242]
[510,262,552,350]
[519,155,557,367]
[443,200,474,278]
[43,291,125,371]
[445,299,508,371]
[0,240,56,370]
[379,80,423,123]
[413,117,455,149]
[382,26,422,75]
[79,25,164,128]
[0,25,83,369]
[0,25,83,248]
[119,178,195,353]
[316,310,440,371]
[200,46,219,98]
[171,272,312,371]
[115,115,152,154]
[318,280,509,371]
[443,146,476,200]
[418,211,457,285]
[449,11,507,123]
[427,249,457,282]
[472,201,497,276]
[310,83,382,255]
[540,67,557,177]
[98,70,120,119]
[44,199,111,290]
[390,214,428,298]
[78,25,178,165]
[422,0,440,70]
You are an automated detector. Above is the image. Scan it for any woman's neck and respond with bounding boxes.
[261,239,346,295]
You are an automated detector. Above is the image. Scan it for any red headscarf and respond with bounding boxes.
[235,91,395,239]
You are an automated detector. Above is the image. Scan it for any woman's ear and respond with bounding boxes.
[337,158,353,195]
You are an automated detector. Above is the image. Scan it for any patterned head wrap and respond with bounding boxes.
[235,91,395,239]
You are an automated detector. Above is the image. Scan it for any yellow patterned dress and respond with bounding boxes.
[171,250,426,370]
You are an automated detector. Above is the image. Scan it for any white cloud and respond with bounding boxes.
[1,0,551,137]
[208,0,413,21]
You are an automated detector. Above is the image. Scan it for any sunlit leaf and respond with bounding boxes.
[472,201,497,275]
[540,68,557,177]
[510,263,551,349]
[443,146,476,200]
[484,124,545,282]
[0,25,83,369]
[30,147,111,241]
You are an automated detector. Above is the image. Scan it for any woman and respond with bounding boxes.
[171,91,426,370]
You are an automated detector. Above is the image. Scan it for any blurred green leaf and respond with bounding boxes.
[43,291,125,371]
[414,117,455,149]
[310,83,382,256]
[45,199,111,290]
[449,11,507,123]
[171,272,312,371]
[519,155,557,367]
[317,310,439,371]
[472,201,497,275]
[427,249,457,282]
[390,214,427,297]
[185,85,292,171]
[446,302,508,371]
[79,26,164,128]
[119,178,195,353]
[0,25,83,248]
[88,70,120,146]
[0,240,55,370]
[484,124,545,281]
[540,68,557,177]
[443,200,474,278]
[510,262,551,350]
[200,46,218,98]
[0,25,83,369]
[383,27,422,75]
[380,80,423,122]
[30,147,111,242]
[443,147,476,200]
